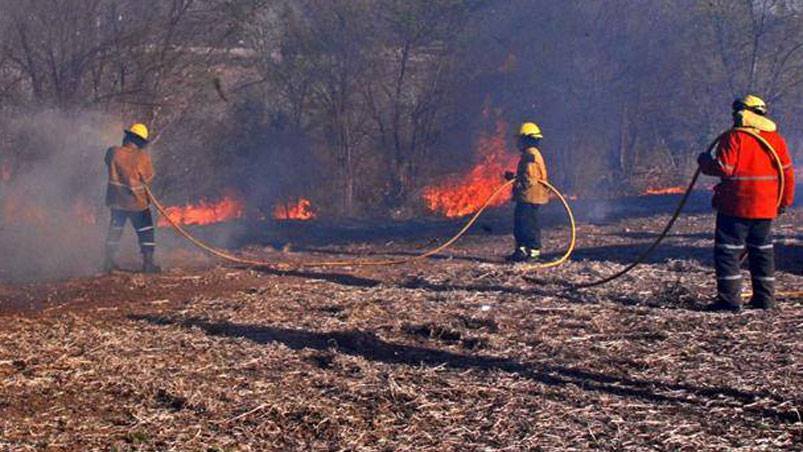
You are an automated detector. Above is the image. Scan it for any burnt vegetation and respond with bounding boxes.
[0,207,801,449]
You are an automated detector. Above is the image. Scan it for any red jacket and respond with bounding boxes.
[700,128,795,219]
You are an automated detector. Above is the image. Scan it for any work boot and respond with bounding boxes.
[707,278,742,313]
[142,252,162,274]
[506,246,530,263]
[747,275,776,310]
[746,296,777,310]
[703,298,742,313]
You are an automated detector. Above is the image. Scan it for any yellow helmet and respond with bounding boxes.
[518,121,543,138]
[733,94,767,115]
[126,123,149,141]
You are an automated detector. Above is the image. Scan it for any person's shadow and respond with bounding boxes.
[132,314,801,425]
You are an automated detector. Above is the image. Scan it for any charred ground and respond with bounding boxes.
[0,198,801,450]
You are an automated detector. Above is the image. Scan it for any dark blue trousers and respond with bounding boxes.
[514,202,542,250]
[714,213,774,306]
[106,208,156,255]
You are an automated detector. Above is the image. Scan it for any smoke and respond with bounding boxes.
[586,201,615,224]
[0,109,124,282]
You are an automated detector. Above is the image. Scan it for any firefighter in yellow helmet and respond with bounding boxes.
[102,123,161,273]
[504,121,550,262]
[697,94,795,312]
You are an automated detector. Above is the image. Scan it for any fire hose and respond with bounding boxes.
[145,178,577,270]
[575,127,802,299]
[147,127,799,299]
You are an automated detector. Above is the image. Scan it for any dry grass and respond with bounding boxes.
[0,209,801,450]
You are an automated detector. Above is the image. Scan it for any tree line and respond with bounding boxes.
[1,0,801,217]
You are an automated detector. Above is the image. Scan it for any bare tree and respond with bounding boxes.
[2,0,802,216]
[363,0,472,206]
[247,0,378,215]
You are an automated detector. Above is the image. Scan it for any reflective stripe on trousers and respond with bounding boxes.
[105,208,156,255]
[714,213,774,305]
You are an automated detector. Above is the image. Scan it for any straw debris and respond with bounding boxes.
[0,210,801,450]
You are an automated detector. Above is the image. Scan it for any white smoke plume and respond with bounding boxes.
[0,110,125,282]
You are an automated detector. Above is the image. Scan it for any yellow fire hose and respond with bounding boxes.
[146,127,798,299]
[574,127,801,299]
[146,178,577,269]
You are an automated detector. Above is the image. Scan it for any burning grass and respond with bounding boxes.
[0,207,801,449]
[273,197,316,221]
[156,193,245,227]
[422,120,515,218]
[644,186,687,195]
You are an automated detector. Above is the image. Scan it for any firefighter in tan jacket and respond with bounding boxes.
[505,122,550,262]
[103,123,161,273]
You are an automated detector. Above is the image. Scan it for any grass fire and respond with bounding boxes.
[423,120,515,218]
[273,197,316,221]
[644,186,687,196]
[0,1,801,450]
[156,194,245,227]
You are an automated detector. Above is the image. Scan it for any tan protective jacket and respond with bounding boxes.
[514,146,549,204]
[105,143,155,211]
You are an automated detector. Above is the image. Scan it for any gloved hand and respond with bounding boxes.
[697,152,712,167]
[504,171,516,181]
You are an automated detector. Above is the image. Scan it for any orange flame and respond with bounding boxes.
[157,194,245,227]
[273,197,316,220]
[422,120,516,217]
[644,186,685,195]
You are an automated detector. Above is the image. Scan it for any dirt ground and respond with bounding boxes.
[0,201,801,451]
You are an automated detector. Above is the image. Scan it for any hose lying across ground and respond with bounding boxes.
[147,128,800,299]
[573,154,708,289]
[146,178,577,270]
[575,127,801,299]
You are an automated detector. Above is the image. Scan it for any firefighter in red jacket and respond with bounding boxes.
[697,95,795,312]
